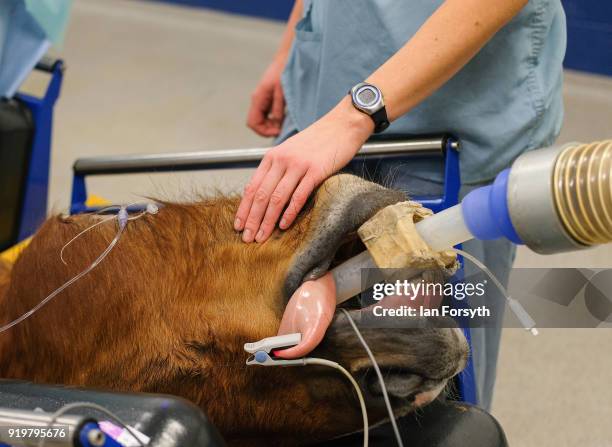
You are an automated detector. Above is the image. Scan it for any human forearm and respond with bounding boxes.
[273,0,303,64]
[246,0,303,137]
[236,0,529,243]
[367,0,528,121]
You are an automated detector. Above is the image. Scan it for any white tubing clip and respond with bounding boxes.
[244,333,305,366]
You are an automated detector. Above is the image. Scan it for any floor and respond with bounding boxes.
[21,0,612,445]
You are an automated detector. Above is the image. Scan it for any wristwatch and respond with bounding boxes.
[349,82,390,133]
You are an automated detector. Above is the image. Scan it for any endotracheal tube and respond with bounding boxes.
[332,141,612,335]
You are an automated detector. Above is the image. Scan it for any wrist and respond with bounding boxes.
[263,56,286,85]
[331,96,375,143]
[272,49,290,70]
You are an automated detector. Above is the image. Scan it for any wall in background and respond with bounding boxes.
[562,0,612,76]
[150,0,611,77]
[148,0,292,21]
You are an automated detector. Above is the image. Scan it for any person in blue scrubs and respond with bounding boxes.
[235,0,566,410]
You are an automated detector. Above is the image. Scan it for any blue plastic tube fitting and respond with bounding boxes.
[461,169,523,244]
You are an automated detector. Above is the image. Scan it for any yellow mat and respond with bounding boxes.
[0,195,110,265]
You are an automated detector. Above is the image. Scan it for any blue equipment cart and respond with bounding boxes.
[1,57,64,248]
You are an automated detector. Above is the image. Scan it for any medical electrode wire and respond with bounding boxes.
[451,248,538,336]
[38,401,146,447]
[0,208,129,335]
[303,357,369,447]
[340,308,405,447]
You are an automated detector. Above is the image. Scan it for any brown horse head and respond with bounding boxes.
[0,174,468,446]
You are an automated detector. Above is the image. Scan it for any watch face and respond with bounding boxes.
[356,85,379,107]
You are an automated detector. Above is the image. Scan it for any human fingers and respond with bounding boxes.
[241,161,286,243]
[234,156,272,231]
[255,166,306,242]
[269,83,286,130]
[279,173,318,230]
[246,88,273,136]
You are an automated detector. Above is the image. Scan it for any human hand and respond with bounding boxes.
[235,97,374,243]
[247,58,286,137]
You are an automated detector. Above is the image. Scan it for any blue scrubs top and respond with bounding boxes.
[281,0,567,184]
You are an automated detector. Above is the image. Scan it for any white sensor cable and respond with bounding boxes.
[245,335,370,446]
[452,248,538,335]
[340,308,404,447]
[304,357,369,447]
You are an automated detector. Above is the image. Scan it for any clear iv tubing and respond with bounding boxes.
[0,208,129,335]
[59,203,152,265]
[60,214,116,265]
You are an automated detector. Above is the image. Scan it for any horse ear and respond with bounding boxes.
[283,174,405,300]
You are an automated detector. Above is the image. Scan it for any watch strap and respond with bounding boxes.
[371,107,390,134]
